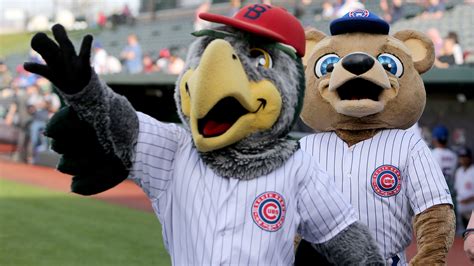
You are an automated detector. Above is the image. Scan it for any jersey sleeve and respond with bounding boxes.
[128,112,185,199]
[406,139,453,215]
[297,158,357,244]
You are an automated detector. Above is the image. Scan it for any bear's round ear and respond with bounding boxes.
[393,30,435,74]
[303,28,327,68]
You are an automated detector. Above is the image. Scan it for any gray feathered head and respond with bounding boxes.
[174,5,306,153]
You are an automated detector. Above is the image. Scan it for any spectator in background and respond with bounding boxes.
[96,11,107,28]
[92,41,122,75]
[194,1,212,31]
[167,48,185,75]
[156,48,171,73]
[229,0,241,17]
[293,0,312,19]
[391,0,404,23]
[13,65,37,88]
[120,34,143,74]
[382,0,405,24]
[92,41,109,75]
[321,0,336,19]
[36,77,60,118]
[122,4,132,19]
[431,125,458,205]
[27,84,49,163]
[5,85,34,162]
[455,147,474,229]
[435,35,457,68]
[335,0,365,18]
[427,27,443,57]
[28,49,44,65]
[380,0,391,22]
[142,53,157,73]
[448,31,464,65]
[421,0,445,19]
[0,60,12,89]
[106,55,123,74]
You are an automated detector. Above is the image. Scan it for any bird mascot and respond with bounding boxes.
[25,4,385,265]
[295,9,455,266]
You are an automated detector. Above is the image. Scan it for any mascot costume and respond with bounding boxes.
[295,9,455,265]
[24,4,385,265]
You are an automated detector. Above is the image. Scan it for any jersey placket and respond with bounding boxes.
[211,178,240,264]
[344,144,355,206]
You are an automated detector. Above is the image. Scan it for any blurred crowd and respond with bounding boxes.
[94,4,136,30]
[294,0,461,22]
[291,0,472,67]
[0,30,187,164]
[0,59,60,164]
[427,28,467,68]
[91,33,185,75]
[92,0,472,72]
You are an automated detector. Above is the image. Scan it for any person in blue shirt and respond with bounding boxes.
[120,34,143,74]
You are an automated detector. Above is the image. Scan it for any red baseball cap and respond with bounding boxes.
[199,4,305,57]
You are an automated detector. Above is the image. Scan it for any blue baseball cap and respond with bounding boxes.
[432,125,449,141]
[330,9,389,36]
[458,147,472,158]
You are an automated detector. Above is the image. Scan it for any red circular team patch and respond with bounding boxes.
[371,165,402,197]
[252,191,286,232]
[349,9,370,18]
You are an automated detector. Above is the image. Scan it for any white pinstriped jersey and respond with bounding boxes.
[129,112,357,265]
[300,129,453,265]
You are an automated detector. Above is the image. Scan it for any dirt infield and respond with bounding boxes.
[0,159,470,265]
[0,159,152,212]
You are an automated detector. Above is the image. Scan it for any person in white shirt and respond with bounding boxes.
[455,147,474,228]
[431,125,458,188]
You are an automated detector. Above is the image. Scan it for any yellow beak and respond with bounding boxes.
[179,39,282,152]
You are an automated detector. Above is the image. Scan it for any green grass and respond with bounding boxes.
[0,29,101,58]
[0,32,35,57]
[0,179,171,266]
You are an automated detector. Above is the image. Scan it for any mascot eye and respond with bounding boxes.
[250,48,273,69]
[314,54,340,78]
[377,53,403,77]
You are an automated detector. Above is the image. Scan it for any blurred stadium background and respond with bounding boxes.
[0,0,473,265]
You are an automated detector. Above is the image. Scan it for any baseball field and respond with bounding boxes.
[0,161,171,266]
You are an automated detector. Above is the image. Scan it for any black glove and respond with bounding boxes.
[45,106,129,195]
[24,24,92,94]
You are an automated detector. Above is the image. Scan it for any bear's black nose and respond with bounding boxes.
[342,53,374,75]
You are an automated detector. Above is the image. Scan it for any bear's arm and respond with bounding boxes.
[410,204,455,266]
[405,140,455,265]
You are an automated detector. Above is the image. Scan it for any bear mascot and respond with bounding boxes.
[295,9,455,266]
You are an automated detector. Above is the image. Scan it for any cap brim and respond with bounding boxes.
[199,12,286,44]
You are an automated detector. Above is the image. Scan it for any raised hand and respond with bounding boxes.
[24,24,93,94]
